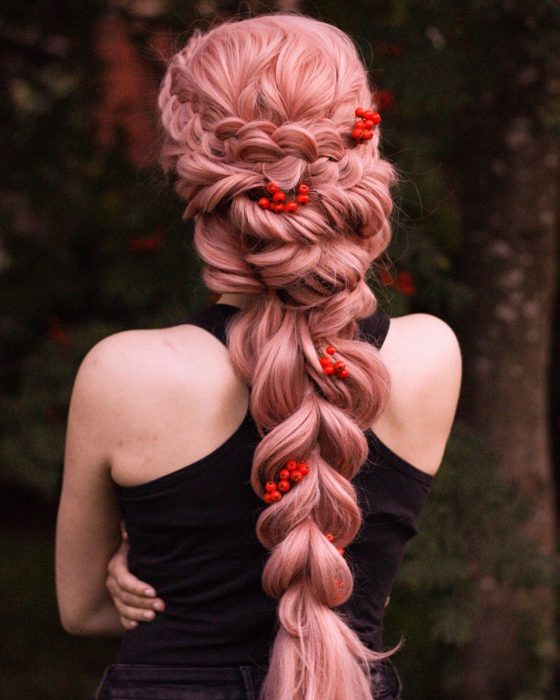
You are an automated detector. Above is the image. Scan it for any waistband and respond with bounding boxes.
[94,664,263,700]
[93,659,402,699]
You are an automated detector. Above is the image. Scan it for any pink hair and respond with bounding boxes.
[158,12,402,699]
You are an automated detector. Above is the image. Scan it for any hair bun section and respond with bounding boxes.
[212,117,347,164]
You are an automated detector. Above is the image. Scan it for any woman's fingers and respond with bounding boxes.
[118,589,163,610]
[107,578,164,622]
[106,538,165,624]
[112,595,157,622]
[107,543,156,598]
[121,618,138,631]
[106,576,165,611]
[109,563,157,599]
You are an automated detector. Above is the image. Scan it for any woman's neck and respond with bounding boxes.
[215,293,260,310]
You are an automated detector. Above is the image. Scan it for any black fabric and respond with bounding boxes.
[115,303,433,670]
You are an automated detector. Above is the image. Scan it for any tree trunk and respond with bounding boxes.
[453,8,559,699]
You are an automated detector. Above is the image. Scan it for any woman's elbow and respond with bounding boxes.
[58,599,124,637]
[56,586,93,634]
[59,608,91,636]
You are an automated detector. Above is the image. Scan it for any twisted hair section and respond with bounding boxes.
[159,13,403,700]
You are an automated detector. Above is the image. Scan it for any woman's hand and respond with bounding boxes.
[106,525,165,630]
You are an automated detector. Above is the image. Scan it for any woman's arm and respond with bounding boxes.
[55,337,130,636]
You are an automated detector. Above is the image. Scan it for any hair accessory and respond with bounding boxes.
[263,460,310,503]
[318,344,350,379]
[324,532,345,556]
[258,182,310,214]
[352,107,382,143]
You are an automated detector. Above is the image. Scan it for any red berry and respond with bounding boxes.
[286,460,298,471]
[364,119,374,129]
[270,490,282,502]
[266,181,280,193]
[298,184,310,194]
[299,464,309,476]
[326,345,336,355]
[337,547,345,555]
[285,201,298,213]
[279,469,290,480]
[265,481,277,492]
[364,110,375,121]
[338,369,350,379]
[319,356,332,366]
[323,365,335,375]
[355,107,365,117]
[325,532,335,542]
[272,191,286,203]
[296,193,309,204]
[363,130,373,141]
[371,112,382,124]
[258,197,271,209]
[263,493,273,503]
[333,360,344,371]
[290,470,303,482]
[278,479,291,493]
[273,203,285,213]
[352,127,364,140]
[355,120,367,129]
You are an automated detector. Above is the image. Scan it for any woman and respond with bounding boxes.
[55,12,462,700]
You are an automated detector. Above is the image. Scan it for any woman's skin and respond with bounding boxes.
[56,291,462,634]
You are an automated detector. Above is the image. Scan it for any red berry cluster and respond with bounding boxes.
[351,107,382,143]
[319,345,350,379]
[325,531,345,556]
[263,460,310,503]
[258,182,310,214]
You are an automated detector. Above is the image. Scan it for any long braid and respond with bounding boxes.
[159,13,403,699]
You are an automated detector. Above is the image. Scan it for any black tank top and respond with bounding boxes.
[116,303,434,668]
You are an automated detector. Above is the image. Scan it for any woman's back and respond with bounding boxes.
[102,303,459,492]
[87,298,460,669]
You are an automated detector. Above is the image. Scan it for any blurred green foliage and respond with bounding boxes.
[388,421,558,698]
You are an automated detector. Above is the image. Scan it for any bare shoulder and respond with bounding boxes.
[374,313,463,477]
[77,322,232,384]
[385,312,462,376]
[71,323,246,468]
[73,328,172,410]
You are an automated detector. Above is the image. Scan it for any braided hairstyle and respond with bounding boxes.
[158,13,402,700]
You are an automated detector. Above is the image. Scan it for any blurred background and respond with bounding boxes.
[1,1,559,698]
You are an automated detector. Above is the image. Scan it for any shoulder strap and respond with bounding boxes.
[184,303,236,346]
[186,303,391,350]
[357,305,391,349]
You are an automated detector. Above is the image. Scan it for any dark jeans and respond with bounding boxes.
[93,658,403,699]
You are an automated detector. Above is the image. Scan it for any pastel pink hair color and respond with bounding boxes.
[158,12,403,700]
